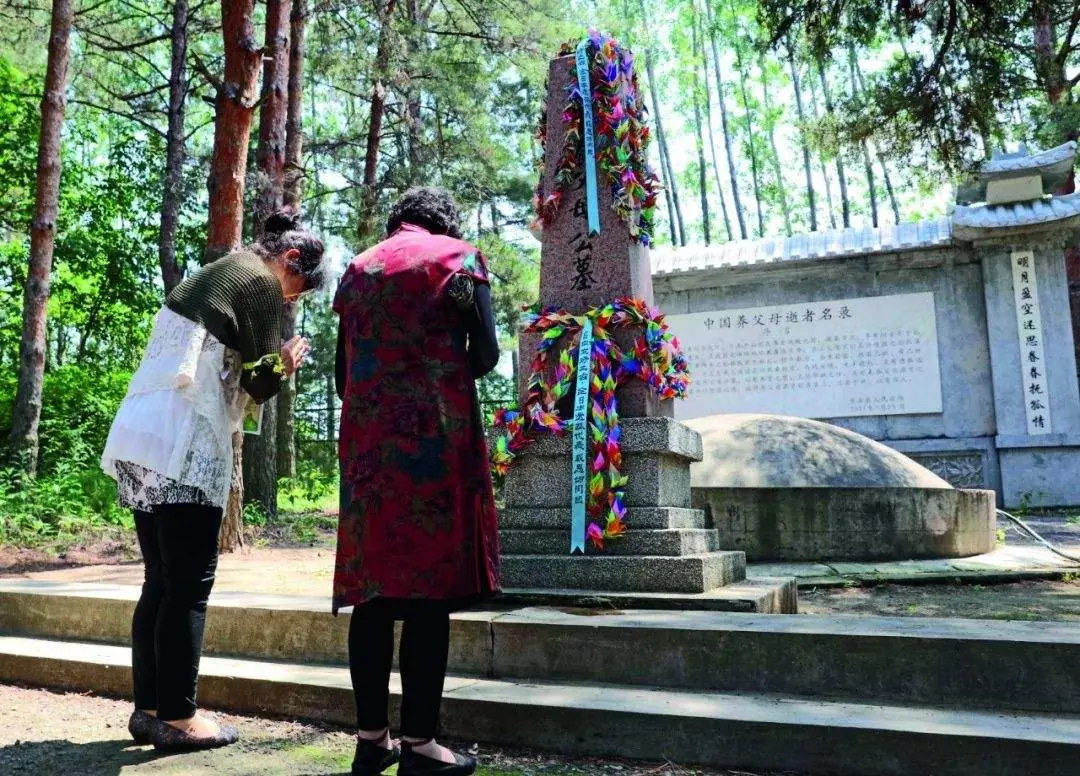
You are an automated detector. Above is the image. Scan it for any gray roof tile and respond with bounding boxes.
[651,217,954,276]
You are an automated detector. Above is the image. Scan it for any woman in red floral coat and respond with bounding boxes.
[333,187,500,776]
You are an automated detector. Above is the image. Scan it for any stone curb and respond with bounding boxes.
[2,635,1079,776]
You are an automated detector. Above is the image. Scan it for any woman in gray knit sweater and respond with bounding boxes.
[101,210,325,752]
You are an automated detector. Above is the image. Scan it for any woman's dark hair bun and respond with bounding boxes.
[263,208,302,236]
[253,208,328,294]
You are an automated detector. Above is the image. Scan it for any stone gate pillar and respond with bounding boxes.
[954,142,1080,506]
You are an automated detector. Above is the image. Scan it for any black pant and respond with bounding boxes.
[132,503,223,721]
[349,600,451,740]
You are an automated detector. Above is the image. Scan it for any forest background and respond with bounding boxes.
[1,0,1077,547]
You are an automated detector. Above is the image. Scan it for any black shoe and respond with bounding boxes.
[149,717,240,753]
[399,742,477,776]
[351,736,401,775]
[127,710,155,745]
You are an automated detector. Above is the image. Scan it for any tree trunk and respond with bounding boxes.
[877,154,900,223]
[208,0,263,549]
[8,0,73,474]
[705,0,746,239]
[244,0,293,519]
[689,13,711,245]
[278,0,307,479]
[220,430,246,552]
[788,52,817,231]
[733,39,765,238]
[356,0,398,246]
[325,372,335,439]
[655,115,678,245]
[850,55,902,224]
[403,0,427,184]
[642,44,685,246]
[859,139,878,227]
[696,7,730,242]
[848,45,878,228]
[205,0,262,261]
[1033,0,1065,103]
[158,0,188,293]
[282,0,307,208]
[806,72,838,229]
[760,55,792,236]
[817,61,850,228]
[254,0,292,228]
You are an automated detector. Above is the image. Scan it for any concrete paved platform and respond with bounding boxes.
[6,515,1075,595]
[751,544,1080,587]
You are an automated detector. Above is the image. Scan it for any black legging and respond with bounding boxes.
[132,504,222,721]
[349,600,451,740]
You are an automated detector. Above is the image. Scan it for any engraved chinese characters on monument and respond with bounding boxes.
[1010,249,1051,434]
[670,292,944,420]
[522,53,663,418]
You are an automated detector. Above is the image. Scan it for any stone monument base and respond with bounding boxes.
[687,414,998,563]
[499,417,797,612]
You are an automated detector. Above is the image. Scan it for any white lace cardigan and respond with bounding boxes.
[101,307,248,510]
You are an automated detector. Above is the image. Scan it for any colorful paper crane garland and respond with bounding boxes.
[491,298,690,550]
[532,30,662,246]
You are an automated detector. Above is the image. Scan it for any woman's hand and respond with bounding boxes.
[280,335,311,376]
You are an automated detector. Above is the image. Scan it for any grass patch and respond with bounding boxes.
[286,741,352,769]
[277,468,338,515]
[248,510,338,548]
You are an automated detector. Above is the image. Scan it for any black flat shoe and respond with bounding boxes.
[351,736,401,775]
[398,742,477,776]
[150,717,240,753]
[127,710,155,745]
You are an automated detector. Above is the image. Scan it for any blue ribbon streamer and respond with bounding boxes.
[574,40,600,236]
[569,317,594,554]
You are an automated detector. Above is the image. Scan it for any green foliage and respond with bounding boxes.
[0,58,40,368]
[278,465,338,515]
[0,366,133,544]
[0,462,131,546]
[243,502,269,527]
[759,0,1080,172]
[0,365,130,476]
[476,233,539,345]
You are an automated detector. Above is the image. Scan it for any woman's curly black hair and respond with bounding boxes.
[386,187,462,238]
[254,208,328,292]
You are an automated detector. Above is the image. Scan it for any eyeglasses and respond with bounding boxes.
[285,288,315,303]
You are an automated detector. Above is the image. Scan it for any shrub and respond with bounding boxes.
[0,365,131,544]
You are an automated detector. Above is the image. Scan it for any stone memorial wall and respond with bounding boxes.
[651,142,1080,509]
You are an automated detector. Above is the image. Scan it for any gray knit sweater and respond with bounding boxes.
[165,250,285,403]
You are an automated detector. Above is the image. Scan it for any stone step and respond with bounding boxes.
[504,450,693,509]
[498,551,746,593]
[2,635,1078,776]
[497,577,797,613]
[500,528,720,556]
[499,506,709,530]
[5,581,1079,713]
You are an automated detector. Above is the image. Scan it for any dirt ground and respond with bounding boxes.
[3,512,1080,622]
[0,685,810,776]
[800,577,1080,621]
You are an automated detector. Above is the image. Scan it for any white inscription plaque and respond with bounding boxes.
[1010,249,1051,435]
[669,292,943,420]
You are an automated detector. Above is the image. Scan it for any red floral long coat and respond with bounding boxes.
[331,223,501,612]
